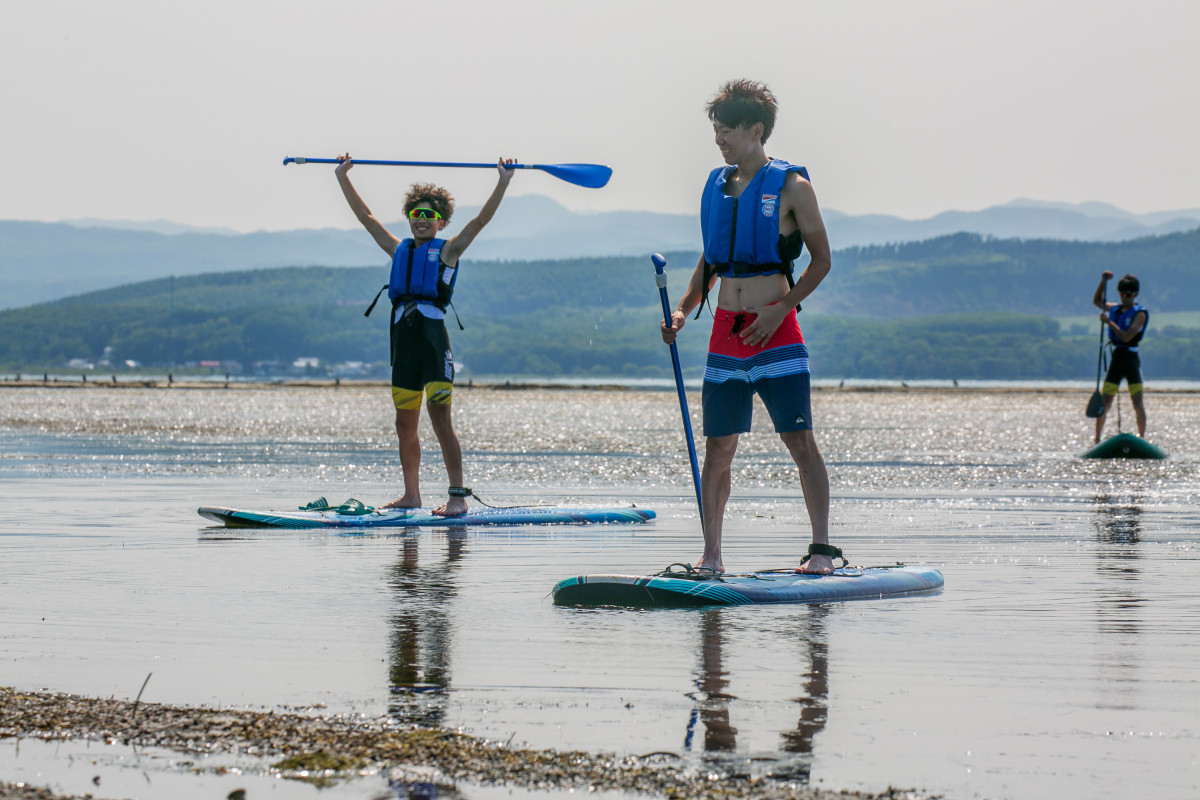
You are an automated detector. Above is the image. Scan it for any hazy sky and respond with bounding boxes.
[4,0,1198,232]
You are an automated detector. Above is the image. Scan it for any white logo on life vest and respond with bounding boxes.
[427,248,441,263]
[761,194,778,217]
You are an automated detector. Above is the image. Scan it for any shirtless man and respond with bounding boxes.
[336,155,515,515]
[661,80,836,574]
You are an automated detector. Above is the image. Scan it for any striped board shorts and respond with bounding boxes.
[702,306,812,437]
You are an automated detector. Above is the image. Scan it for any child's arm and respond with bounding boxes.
[335,155,400,257]
[442,159,516,265]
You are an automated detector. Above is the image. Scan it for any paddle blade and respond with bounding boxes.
[534,163,612,188]
[1085,390,1106,418]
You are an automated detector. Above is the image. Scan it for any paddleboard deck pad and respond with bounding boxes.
[553,565,943,607]
[199,505,655,529]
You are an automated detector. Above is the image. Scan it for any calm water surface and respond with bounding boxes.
[2,386,1198,800]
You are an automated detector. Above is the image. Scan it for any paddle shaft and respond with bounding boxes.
[282,157,611,188]
[289,157,534,169]
[651,254,704,527]
[1094,278,1108,390]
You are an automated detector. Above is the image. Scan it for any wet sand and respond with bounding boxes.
[1,689,936,800]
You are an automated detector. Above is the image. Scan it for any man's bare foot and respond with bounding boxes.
[797,554,833,575]
[432,496,468,517]
[381,494,421,510]
[695,559,724,574]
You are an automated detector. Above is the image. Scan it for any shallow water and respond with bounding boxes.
[2,386,1198,799]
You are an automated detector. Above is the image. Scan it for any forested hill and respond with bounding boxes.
[4,230,1200,379]
[36,225,1200,320]
[6,197,1199,311]
[820,228,1200,317]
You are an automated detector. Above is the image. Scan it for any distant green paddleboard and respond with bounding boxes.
[1080,432,1167,459]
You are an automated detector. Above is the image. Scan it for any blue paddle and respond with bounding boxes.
[282,157,612,188]
[652,253,704,526]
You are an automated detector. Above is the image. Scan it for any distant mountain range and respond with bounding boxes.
[824,199,1200,249]
[2,196,1198,310]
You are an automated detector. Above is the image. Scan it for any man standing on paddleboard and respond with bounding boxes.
[660,80,837,575]
[335,155,516,516]
[1092,271,1149,443]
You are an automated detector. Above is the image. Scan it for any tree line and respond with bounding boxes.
[4,228,1200,379]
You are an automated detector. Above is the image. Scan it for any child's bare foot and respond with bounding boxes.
[381,494,421,510]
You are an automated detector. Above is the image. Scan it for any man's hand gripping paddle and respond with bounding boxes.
[283,157,611,188]
[652,254,704,527]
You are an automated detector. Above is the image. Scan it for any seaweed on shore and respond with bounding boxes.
[0,688,942,800]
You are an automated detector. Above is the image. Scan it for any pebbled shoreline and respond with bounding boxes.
[0,689,943,800]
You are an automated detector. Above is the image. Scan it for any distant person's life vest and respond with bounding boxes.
[1109,303,1148,351]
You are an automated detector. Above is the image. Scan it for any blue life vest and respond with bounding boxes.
[1109,303,1147,351]
[389,238,456,311]
[701,158,810,278]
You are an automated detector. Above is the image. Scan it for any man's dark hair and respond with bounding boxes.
[404,183,455,223]
[1118,274,1140,294]
[706,79,778,143]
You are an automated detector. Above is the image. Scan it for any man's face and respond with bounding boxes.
[1119,288,1138,307]
[713,122,762,165]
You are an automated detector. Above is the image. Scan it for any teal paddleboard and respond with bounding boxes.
[1080,432,1167,459]
[199,504,655,529]
[553,565,944,608]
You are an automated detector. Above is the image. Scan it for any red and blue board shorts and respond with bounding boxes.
[702,305,812,437]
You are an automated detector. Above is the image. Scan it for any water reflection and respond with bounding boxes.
[388,534,467,727]
[1091,494,1144,710]
[685,607,829,780]
[685,611,737,753]
[387,776,450,799]
[779,605,830,771]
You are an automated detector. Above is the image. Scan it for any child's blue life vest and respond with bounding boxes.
[389,238,456,311]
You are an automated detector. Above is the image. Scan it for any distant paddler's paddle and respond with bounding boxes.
[282,157,612,188]
[1086,276,1109,418]
[652,253,704,527]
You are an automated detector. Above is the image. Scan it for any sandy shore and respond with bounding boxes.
[1,688,942,800]
[3,377,1197,394]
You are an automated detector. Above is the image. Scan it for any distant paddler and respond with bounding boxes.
[335,154,516,516]
[1091,270,1149,443]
